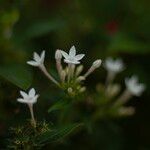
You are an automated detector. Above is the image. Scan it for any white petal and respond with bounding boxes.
[29,88,36,97]
[28,95,39,104]
[69,46,76,57]
[61,50,69,59]
[27,61,39,66]
[20,91,28,98]
[40,50,45,63]
[64,59,80,64]
[33,52,41,62]
[17,98,28,104]
[75,54,85,60]
[131,75,138,83]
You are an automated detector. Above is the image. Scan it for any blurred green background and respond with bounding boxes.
[0,0,150,149]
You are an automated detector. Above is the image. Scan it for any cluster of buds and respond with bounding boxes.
[103,57,146,116]
[27,46,102,95]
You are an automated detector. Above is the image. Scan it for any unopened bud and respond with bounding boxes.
[55,49,62,60]
[92,59,102,68]
[68,87,73,94]
[106,84,121,98]
[76,65,84,76]
[76,76,85,82]
[79,87,86,93]
[118,107,135,116]
[61,70,66,82]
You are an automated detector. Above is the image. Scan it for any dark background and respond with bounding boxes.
[0,0,150,149]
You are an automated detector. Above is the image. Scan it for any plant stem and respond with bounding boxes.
[70,64,75,78]
[28,104,36,128]
[84,66,95,78]
[56,59,63,81]
[39,65,60,86]
[105,71,115,88]
[114,89,132,106]
[67,63,71,83]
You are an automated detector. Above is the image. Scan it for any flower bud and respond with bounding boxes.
[106,84,121,98]
[68,87,73,94]
[55,49,62,60]
[61,70,66,82]
[75,65,84,76]
[118,107,135,116]
[76,76,85,82]
[92,59,102,68]
[79,87,86,93]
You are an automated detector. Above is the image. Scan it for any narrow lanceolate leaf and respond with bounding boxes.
[0,64,32,90]
[35,123,83,144]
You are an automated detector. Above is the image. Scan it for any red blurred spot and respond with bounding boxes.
[105,20,119,35]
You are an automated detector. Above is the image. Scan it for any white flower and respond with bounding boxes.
[27,51,45,67]
[125,75,146,96]
[61,46,85,64]
[17,88,39,104]
[104,57,124,73]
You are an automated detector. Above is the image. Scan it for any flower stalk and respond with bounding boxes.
[39,64,60,86]
[28,104,36,128]
[114,89,132,106]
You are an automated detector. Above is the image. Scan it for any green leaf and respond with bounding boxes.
[48,100,68,113]
[35,123,83,145]
[22,19,65,40]
[108,33,150,54]
[0,64,32,90]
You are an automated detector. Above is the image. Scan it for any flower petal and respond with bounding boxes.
[64,59,80,64]
[33,52,41,62]
[17,98,28,104]
[20,91,28,98]
[75,54,85,60]
[40,50,45,63]
[29,88,36,97]
[61,50,69,59]
[69,46,76,57]
[27,61,39,66]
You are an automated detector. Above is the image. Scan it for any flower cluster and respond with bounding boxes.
[17,47,146,128]
[27,46,102,95]
[101,57,146,116]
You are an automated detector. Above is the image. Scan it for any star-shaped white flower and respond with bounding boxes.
[125,75,146,96]
[61,46,85,64]
[27,51,45,67]
[104,57,124,73]
[17,88,39,104]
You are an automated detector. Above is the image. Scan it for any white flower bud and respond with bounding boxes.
[61,70,66,82]
[68,87,73,94]
[79,87,86,93]
[55,49,62,60]
[75,65,84,76]
[76,76,85,82]
[92,59,102,68]
[118,107,135,116]
[106,84,121,98]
